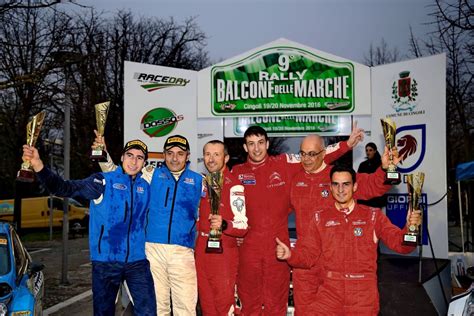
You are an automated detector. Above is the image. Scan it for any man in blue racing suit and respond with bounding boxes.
[98,135,203,315]
[22,139,156,316]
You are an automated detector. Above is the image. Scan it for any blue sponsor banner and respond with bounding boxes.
[386,193,428,245]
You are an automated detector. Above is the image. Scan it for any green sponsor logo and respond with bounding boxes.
[234,115,342,135]
[211,47,354,116]
[140,107,183,137]
[134,72,190,92]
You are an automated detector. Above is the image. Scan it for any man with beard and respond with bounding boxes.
[195,140,248,315]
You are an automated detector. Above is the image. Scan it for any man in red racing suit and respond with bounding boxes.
[290,135,392,315]
[195,140,248,315]
[233,126,363,315]
[277,165,420,315]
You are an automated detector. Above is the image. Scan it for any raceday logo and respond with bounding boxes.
[140,107,184,138]
[396,124,426,173]
[391,71,418,112]
[133,72,190,92]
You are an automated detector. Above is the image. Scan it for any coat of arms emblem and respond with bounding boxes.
[391,71,418,112]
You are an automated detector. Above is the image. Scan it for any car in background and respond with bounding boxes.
[0,196,89,231]
[0,222,45,316]
[448,285,474,316]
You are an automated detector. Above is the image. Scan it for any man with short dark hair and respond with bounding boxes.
[232,125,364,315]
[290,134,392,315]
[23,139,156,316]
[145,135,203,315]
[97,134,203,315]
[276,165,421,315]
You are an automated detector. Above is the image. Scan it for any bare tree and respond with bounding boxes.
[0,0,61,14]
[412,0,474,165]
[363,38,401,66]
[0,7,78,197]
[433,0,473,31]
[0,7,209,198]
[406,0,473,227]
[97,11,209,160]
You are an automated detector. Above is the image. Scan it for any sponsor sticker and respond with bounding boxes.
[184,178,195,185]
[354,227,363,237]
[113,183,127,190]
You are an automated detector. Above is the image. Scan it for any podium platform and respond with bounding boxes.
[378,254,451,315]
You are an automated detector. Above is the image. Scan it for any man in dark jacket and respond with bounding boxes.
[22,140,156,316]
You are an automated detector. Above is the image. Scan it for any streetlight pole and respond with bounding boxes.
[62,97,70,284]
[51,50,83,285]
[49,151,54,241]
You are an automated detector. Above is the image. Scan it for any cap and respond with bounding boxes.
[163,135,189,151]
[122,139,148,160]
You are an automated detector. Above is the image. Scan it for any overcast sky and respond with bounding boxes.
[72,0,436,65]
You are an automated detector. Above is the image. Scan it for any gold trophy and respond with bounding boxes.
[205,171,224,254]
[381,118,401,184]
[403,172,425,245]
[90,101,110,162]
[17,111,46,182]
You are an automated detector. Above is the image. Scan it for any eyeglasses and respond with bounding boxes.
[299,149,324,158]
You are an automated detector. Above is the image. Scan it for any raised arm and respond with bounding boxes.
[324,121,365,164]
[23,145,104,200]
[375,210,420,254]
[93,130,118,173]
[354,145,404,200]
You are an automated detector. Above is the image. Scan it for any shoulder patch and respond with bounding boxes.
[145,165,154,173]
[325,142,341,154]
[285,153,301,164]
[371,209,377,223]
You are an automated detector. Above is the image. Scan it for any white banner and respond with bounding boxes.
[198,38,371,118]
[223,115,352,137]
[369,54,447,259]
[124,61,199,169]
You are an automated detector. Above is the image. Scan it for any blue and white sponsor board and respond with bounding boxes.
[367,54,447,258]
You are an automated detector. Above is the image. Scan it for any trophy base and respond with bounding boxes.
[402,233,418,246]
[90,150,107,162]
[17,169,35,183]
[205,239,223,254]
[384,171,401,185]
